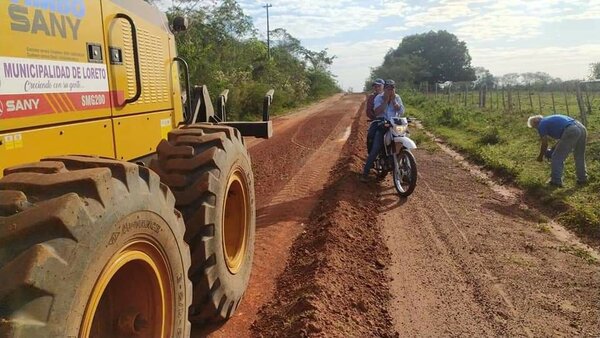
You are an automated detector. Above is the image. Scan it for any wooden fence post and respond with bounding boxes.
[551,92,556,114]
[483,86,487,108]
[576,84,588,126]
[517,90,522,112]
[563,89,570,115]
[538,92,543,113]
[529,88,534,111]
[502,88,506,111]
[496,90,500,110]
[584,85,592,116]
[508,86,513,112]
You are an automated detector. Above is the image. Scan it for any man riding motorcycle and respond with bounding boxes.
[361,79,405,182]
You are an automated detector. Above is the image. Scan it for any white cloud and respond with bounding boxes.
[386,26,410,32]
[324,39,400,91]
[403,0,488,28]
[240,0,410,39]
[453,10,545,41]
[452,0,598,42]
[159,0,600,91]
[470,44,600,80]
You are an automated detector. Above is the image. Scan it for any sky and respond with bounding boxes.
[231,0,600,91]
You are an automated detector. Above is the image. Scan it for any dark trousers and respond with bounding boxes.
[366,118,384,153]
[363,124,384,175]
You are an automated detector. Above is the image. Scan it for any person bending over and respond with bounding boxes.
[527,114,587,187]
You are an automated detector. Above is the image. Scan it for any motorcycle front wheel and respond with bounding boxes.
[392,149,417,197]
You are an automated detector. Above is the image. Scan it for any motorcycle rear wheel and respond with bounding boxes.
[392,149,417,197]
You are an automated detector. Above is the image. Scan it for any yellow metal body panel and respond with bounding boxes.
[0,0,186,175]
[102,0,174,116]
[0,1,111,130]
[0,120,115,174]
[113,111,173,160]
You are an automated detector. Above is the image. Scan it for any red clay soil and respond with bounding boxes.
[382,138,600,336]
[249,95,350,207]
[250,101,600,337]
[251,101,396,337]
[197,94,366,337]
[202,93,599,337]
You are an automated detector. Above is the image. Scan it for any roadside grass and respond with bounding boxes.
[405,92,600,240]
[408,127,437,153]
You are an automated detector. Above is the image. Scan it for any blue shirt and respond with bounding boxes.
[374,93,405,120]
[537,114,575,139]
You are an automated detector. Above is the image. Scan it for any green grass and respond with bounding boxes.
[406,91,600,239]
[429,89,599,118]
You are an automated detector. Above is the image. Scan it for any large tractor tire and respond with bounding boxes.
[150,124,255,323]
[0,156,192,338]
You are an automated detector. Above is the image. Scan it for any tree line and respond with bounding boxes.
[367,30,599,92]
[145,0,340,120]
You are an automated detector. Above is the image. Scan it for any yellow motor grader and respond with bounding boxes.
[0,1,273,337]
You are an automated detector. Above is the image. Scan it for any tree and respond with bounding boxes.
[473,67,495,89]
[367,54,429,89]
[520,72,559,87]
[590,62,600,80]
[158,0,338,117]
[500,73,521,87]
[381,30,475,85]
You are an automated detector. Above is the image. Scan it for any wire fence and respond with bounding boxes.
[421,81,600,126]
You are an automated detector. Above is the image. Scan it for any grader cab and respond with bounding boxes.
[0,1,271,337]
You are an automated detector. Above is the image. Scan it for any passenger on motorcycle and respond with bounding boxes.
[366,78,385,120]
[366,78,385,152]
[361,79,405,182]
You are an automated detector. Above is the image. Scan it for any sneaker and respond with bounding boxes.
[359,174,369,183]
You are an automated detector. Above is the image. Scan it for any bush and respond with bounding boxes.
[478,127,502,145]
[438,106,462,127]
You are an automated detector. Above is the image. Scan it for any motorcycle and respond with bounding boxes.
[370,117,418,197]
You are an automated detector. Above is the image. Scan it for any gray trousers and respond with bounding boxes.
[551,121,587,184]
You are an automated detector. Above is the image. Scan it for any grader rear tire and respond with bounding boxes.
[0,156,192,338]
[150,124,255,323]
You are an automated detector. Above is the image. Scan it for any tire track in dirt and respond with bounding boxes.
[200,94,364,337]
[252,101,396,337]
[382,143,600,336]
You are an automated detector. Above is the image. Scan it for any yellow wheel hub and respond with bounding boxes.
[80,240,173,338]
[223,168,249,274]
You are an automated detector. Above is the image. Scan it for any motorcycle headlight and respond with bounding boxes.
[394,125,407,134]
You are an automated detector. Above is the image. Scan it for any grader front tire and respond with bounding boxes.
[0,156,192,338]
[150,124,255,324]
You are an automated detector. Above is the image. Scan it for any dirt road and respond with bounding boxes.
[383,147,600,337]
[197,94,361,337]
[203,93,600,337]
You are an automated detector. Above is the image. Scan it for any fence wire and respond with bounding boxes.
[423,81,600,127]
